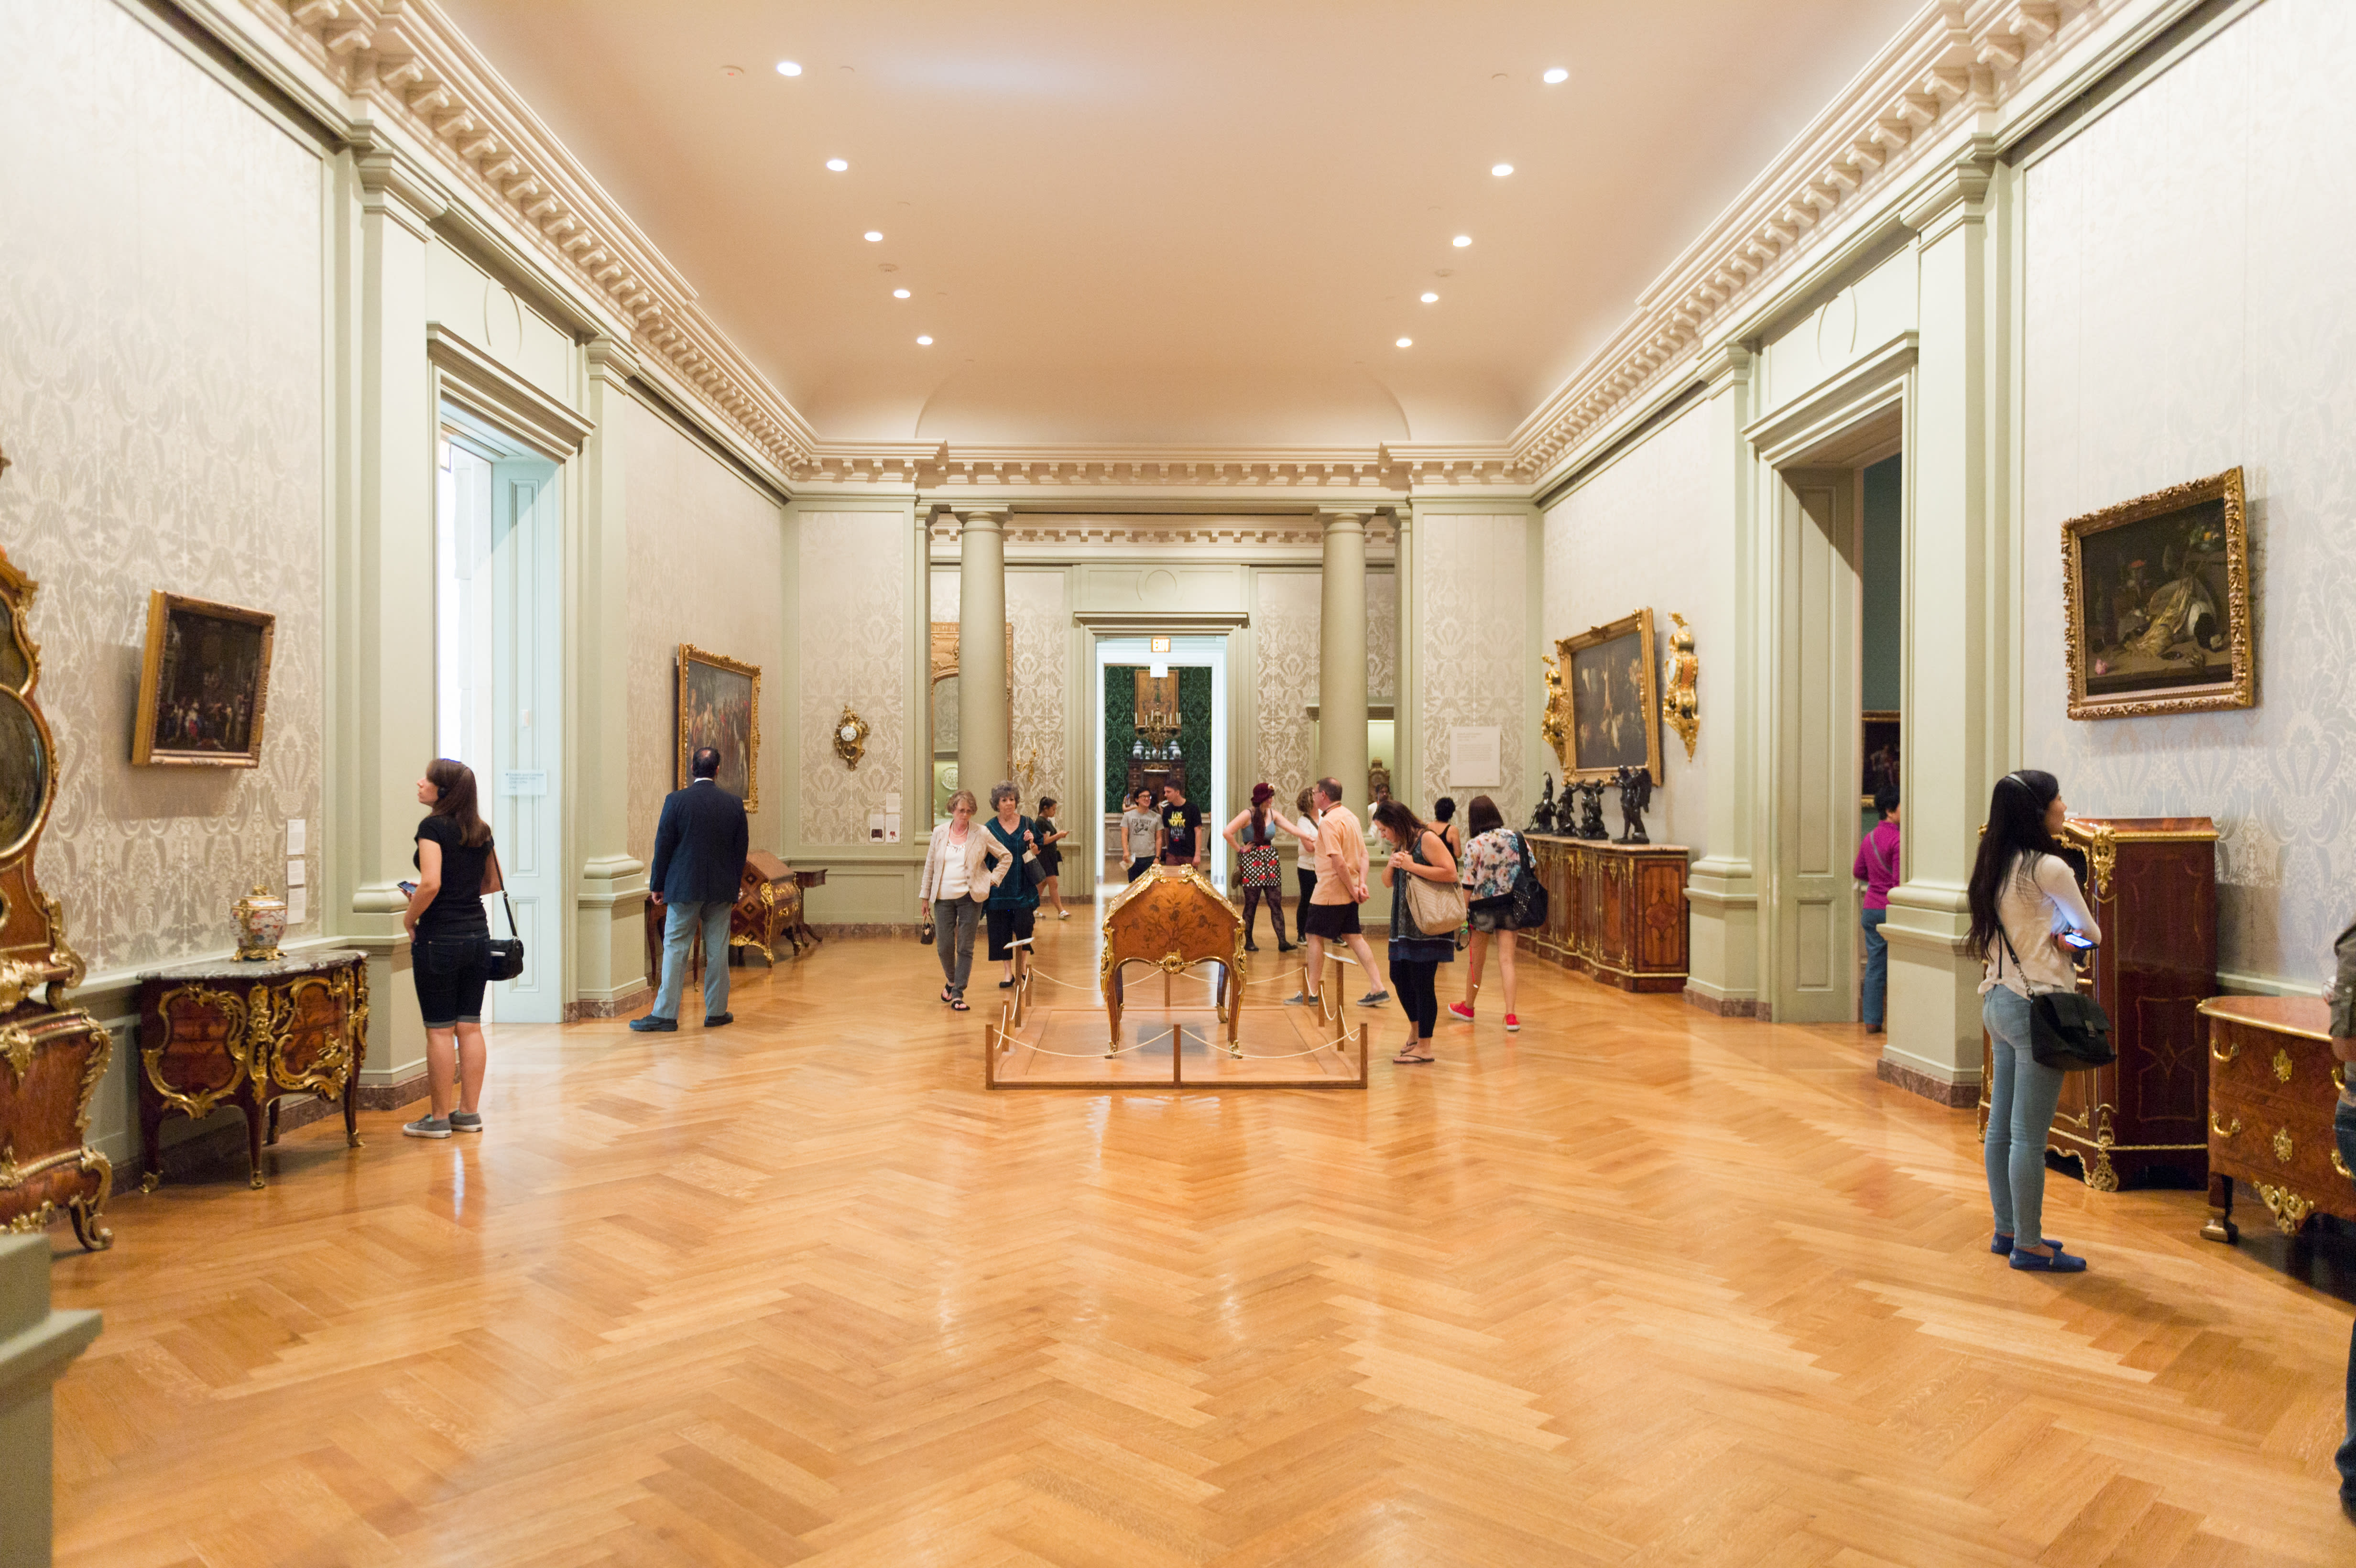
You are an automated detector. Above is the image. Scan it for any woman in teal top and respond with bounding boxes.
[981,780,1040,989]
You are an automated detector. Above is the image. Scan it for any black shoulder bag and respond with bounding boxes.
[486,848,525,982]
[1508,831,1550,930]
[1996,925,2112,1070]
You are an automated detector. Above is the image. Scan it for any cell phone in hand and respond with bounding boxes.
[2059,931,2096,950]
[397,880,418,897]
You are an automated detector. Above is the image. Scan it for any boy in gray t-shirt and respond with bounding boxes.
[1121,791,1160,879]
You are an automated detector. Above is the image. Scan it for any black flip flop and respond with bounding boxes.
[949,997,970,1011]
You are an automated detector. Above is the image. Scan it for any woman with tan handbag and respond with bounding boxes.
[1373,798,1460,1064]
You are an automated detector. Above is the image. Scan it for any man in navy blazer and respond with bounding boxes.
[632,746,751,1032]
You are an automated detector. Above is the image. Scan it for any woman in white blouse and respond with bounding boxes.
[1968,769,2101,1274]
[918,789,999,1011]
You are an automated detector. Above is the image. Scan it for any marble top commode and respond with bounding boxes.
[135,947,369,983]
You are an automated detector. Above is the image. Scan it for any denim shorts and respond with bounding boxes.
[412,935,491,1027]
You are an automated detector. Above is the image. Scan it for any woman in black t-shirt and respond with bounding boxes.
[400,758,500,1140]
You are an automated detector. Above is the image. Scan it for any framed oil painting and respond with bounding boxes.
[131,591,275,766]
[677,644,761,812]
[1553,608,1662,784]
[2063,466,2253,719]
[1860,712,1900,805]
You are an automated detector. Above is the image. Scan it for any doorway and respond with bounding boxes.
[434,408,565,1024]
[1093,636,1227,890]
[1767,410,1900,1024]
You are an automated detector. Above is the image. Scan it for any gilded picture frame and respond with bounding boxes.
[131,591,275,767]
[1549,608,1663,784]
[676,644,761,812]
[2062,466,2253,719]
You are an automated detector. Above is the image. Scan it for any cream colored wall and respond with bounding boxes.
[2020,0,2356,991]
[425,241,574,407]
[1413,514,1530,824]
[1542,402,1713,854]
[623,396,786,866]
[1253,570,1322,810]
[796,512,911,846]
[0,0,325,1158]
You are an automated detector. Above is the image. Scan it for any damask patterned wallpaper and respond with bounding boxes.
[1543,400,1712,854]
[928,569,1070,814]
[1253,571,1320,811]
[798,513,908,844]
[2020,0,2356,988]
[1366,570,1396,702]
[623,398,785,865]
[0,0,325,978]
[1416,516,1527,826]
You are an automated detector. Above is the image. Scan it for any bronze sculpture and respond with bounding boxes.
[1613,764,1651,845]
[1528,773,1558,835]
[1570,780,1608,840]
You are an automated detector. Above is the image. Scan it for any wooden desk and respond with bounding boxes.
[2198,995,2352,1242]
[136,948,367,1191]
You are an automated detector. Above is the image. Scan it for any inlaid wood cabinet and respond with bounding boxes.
[2197,996,2352,1242]
[1523,836,1690,992]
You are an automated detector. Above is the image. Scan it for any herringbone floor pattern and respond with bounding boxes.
[46,907,2356,1565]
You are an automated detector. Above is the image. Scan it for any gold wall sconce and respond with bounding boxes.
[833,706,870,769]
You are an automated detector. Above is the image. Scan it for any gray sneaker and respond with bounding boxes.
[402,1114,452,1139]
[1357,991,1390,1006]
[1283,992,1318,1006]
[448,1110,484,1133]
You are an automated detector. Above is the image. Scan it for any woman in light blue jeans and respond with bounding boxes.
[1967,769,2100,1273]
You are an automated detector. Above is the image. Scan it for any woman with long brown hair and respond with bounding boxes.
[1372,798,1458,1064]
[400,758,501,1138]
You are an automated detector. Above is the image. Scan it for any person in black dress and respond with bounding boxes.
[1035,795,1071,920]
[401,758,501,1138]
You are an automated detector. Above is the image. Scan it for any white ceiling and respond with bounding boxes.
[441,0,1927,448]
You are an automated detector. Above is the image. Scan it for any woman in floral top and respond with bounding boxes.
[1448,795,1526,1033]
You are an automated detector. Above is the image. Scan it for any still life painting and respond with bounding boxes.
[677,644,761,810]
[2063,466,2252,719]
[132,591,275,766]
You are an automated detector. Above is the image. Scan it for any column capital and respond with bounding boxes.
[946,504,1008,530]
[1315,507,1372,531]
[1900,139,1997,244]
[583,335,640,384]
[1697,342,1754,393]
[349,135,447,240]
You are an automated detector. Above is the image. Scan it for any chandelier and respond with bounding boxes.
[1134,694,1180,762]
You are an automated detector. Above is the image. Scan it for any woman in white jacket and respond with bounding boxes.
[1969,769,2101,1274]
[917,790,1001,1010]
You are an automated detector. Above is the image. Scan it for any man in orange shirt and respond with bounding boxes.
[1286,776,1388,1009]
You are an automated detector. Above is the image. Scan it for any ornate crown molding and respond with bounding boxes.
[1508,0,2137,485]
[927,511,1399,554]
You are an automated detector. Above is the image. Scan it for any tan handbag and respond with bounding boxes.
[1400,837,1469,936]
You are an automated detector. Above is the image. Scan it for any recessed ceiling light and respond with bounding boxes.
[863,231,884,242]
[825,158,849,172]
[1542,66,1568,84]
[1420,292,1439,304]
[776,60,802,76]
[720,65,743,78]
[893,288,910,298]
[916,335,933,346]
[1396,337,1413,348]
[1491,163,1514,177]
[1451,235,1472,248]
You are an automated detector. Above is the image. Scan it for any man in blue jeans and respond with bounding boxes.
[2331,913,2356,1525]
[632,746,751,1033]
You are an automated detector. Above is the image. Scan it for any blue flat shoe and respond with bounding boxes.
[1991,1232,2063,1255]
[2007,1246,2086,1273]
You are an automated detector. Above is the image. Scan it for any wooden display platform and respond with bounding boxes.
[985,958,1367,1090]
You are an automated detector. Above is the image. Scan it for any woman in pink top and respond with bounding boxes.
[1853,785,1901,1034]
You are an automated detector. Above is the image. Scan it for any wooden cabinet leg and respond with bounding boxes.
[344,1074,362,1149]
[139,1090,165,1193]
[242,1099,267,1189]
[2202,1173,2238,1243]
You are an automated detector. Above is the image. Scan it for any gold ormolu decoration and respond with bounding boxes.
[2255,1181,2313,1235]
[1098,862,1245,1052]
[2083,824,2117,901]
[2272,1127,2294,1165]
[832,705,870,770]
[1661,612,1699,762]
[2335,1148,2352,1181]
[2062,465,2254,720]
[0,533,114,1250]
[2211,1037,2238,1064]
[2209,1111,2240,1140]
[2272,1048,2294,1084]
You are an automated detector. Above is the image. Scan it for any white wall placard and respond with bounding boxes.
[502,770,548,796]
[1448,726,1502,788]
[869,812,886,842]
[286,858,306,888]
[286,819,306,856]
[286,888,307,925]
[884,792,903,815]
[884,813,902,844]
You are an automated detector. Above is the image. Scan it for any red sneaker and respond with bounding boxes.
[1447,1002,1476,1023]
[1503,1014,1521,1032]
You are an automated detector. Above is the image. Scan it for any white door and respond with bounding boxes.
[1771,468,1862,1024]
[488,456,563,1023]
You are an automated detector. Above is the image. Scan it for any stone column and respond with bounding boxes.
[1684,345,1763,1014]
[1881,148,2007,1104]
[572,336,648,1014]
[956,507,1010,797]
[1317,509,1370,809]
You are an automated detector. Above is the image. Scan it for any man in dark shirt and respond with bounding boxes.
[632,747,751,1032]
[1159,781,1204,869]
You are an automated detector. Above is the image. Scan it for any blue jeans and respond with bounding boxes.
[1860,907,1889,1026]
[2337,1102,2356,1504]
[1983,987,2066,1246]
[652,898,733,1021]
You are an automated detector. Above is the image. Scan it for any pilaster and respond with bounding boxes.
[571,336,648,1015]
[1684,343,1763,1015]
[1881,145,2008,1103]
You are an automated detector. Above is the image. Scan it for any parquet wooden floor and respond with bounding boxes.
[45,905,2356,1566]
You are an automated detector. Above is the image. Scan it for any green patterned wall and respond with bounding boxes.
[1103,665,1215,813]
